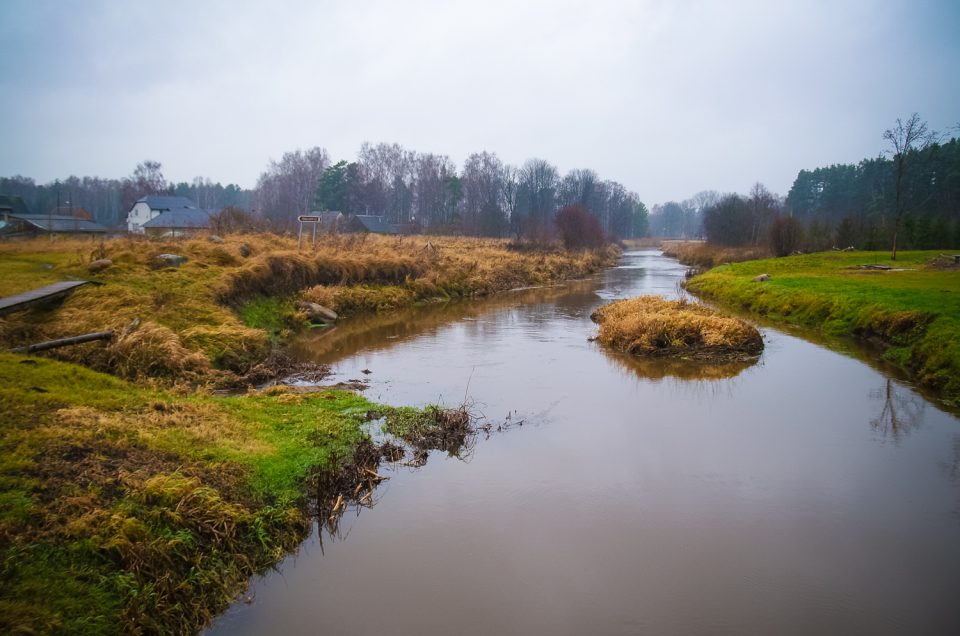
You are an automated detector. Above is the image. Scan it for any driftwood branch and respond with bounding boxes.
[11,331,114,354]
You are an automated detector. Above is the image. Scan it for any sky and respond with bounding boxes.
[1,0,958,205]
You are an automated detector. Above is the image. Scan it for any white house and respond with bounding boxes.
[127,195,202,234]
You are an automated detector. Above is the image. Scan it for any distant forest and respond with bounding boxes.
[0,144,649,240]
[650,116,960,252]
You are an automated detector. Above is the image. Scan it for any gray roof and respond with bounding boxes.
[142,208,212,229]
[6,214,107,233]
[349,215,394,234]
[137,195,199,211]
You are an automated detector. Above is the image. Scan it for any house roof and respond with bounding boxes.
[49,206,93,220]
[5,213,107,233]
[136,195,199,211]
[142,208,212,229]
[349,215,394,234]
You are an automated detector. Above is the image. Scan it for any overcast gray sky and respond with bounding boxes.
[1,0,957,205]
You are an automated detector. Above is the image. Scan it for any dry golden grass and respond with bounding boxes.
[0,233,616,385]
[591,295,764,361]
[291,234,618,316]
[660,240,771,268]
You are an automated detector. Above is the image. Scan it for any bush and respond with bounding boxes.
[554,204,606,250]
[769,216,804,256]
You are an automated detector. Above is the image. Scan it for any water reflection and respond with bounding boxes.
[869,378,925,442]
[290,279,602,364]
[599,345,760,382]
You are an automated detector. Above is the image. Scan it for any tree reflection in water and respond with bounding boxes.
[869,378,925,442]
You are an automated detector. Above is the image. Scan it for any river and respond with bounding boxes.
[209,249,960,635]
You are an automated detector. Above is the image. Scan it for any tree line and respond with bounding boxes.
[653,113,959,257]
[2,144,649,241]
[255,143,649,240]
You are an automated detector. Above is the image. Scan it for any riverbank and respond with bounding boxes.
[684,250,960,404]
[0,233,617,633]
[0,351,478,633]
[0,234,618,387]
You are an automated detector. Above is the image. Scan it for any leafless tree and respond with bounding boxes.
[461,151,508,236]
[515,158,558,240]
[413,152,458,229]
[748,182,779,245]
[883,113,938,260]
[121,160,169,211]
[254,147,329,228]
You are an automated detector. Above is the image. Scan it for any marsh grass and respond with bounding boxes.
[660,240,771,268]
[0,234,616,385]
[684,250,960,402]
[0,354,413,634]
[591,295,764,362]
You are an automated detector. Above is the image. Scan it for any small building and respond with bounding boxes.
[141,208,213,237]
[0,212,107,237]
[317,210,344,232]
[342,214,395,234]
[127,195,208,234]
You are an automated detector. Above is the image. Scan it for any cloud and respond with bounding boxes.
[1,0,957,203]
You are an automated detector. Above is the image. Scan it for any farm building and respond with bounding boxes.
[341,214,395,234]
[127,195,213,235]
[0,212,107,237]
[141,208,213,237]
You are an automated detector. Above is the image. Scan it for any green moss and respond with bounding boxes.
[685,250,960,403]
[237,295,305,339]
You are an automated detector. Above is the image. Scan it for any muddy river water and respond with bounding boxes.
[209,250,960,635]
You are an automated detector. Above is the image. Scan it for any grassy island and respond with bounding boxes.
[590,295,764,362]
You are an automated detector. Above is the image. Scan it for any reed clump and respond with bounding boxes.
[591,295,764,362]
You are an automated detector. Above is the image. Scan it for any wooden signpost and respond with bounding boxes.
[297,214,320,250]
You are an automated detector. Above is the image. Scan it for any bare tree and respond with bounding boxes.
[515,158,558,240]
[461,151,508,236]
[748,182,779,245]
[883,113,938,260]
[121,160,169,211]
[254,147,329,228]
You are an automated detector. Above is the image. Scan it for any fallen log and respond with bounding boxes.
[11,330,114,354]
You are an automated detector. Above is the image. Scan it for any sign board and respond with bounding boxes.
[298,215,320,223]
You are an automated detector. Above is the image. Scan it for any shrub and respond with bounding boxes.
[554,204,606,250]
[769,216,804,256]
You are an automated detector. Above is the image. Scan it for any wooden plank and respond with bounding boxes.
[10,330,113,353]
[0,280,93,316]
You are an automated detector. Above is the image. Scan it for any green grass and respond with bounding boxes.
[685,250,960,403]
[0,353,391,634]
[237,295,305,340]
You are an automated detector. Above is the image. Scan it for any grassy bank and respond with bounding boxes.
[0,234,617,386]
[0,352,479,633]
[0,352,373,633]
[684,251,960,403]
